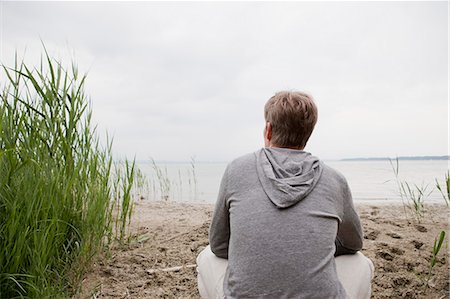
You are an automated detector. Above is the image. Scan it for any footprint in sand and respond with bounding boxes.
[414,225,427,233]
[376,242,388,248]
[364,230,380,240]
[382,220,403,227]
[393,276,411,286]
[376,251,394,261]
[381,262,396,272]
[389,247,405,255]
[370,210,379,216]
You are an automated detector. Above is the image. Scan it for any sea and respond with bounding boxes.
[136,159,449,203]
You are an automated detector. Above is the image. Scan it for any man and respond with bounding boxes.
[197,91,374,299]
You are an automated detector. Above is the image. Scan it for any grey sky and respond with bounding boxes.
[1,1,448,161]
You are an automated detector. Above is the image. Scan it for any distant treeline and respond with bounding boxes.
[341,156,450,161]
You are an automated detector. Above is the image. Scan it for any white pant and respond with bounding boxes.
[197,246,374,299]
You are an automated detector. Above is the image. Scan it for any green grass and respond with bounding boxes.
[0,50,136,298]
[426,230,446,287]
[389,158,431,223]
[435,170,450,207]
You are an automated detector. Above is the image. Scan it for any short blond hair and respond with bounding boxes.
[264,91,318,149]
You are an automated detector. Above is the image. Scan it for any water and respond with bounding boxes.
[326,160,448,201]
[137,160,448,203]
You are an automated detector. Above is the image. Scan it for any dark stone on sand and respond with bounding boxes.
[411,240,424,249]
[414,225,427,232]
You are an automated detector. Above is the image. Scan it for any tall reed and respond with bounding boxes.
[189,156,198,200]
[389,158,431,223]
[0,51,135,297]
[150,158,171,201]
[146,158,200,201]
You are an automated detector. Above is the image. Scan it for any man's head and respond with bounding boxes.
[264,91,318,150]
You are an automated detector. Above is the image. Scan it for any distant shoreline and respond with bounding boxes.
[341,156,449,161]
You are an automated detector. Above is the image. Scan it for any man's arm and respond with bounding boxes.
[209,166,230,259]
[335,179,363,256]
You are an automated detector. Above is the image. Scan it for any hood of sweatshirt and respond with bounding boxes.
[255,147,323,208]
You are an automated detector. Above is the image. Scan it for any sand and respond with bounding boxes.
[80,201,448,299]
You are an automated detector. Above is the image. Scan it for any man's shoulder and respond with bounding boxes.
[320,162,349,185]
[228,151,258,166]
[226,151,259,172]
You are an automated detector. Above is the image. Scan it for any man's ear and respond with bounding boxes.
[264,122,272,146]
[266,122,272,140]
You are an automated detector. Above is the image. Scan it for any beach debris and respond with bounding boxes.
[386,232,402,239]
[134,253,148,259]
[136,235,151,244]
[146,264,197,274]
[161,231,188,244]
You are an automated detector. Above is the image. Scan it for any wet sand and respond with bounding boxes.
[80,201,448,298]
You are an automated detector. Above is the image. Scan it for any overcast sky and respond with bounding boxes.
[1,1,448,162]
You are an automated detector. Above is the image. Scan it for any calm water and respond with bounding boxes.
[137,160,449,203]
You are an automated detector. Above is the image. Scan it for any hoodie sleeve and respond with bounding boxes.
[335,178,363,256]
[209,165,231,259]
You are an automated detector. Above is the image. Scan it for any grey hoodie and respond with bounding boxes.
[209,148,363,299]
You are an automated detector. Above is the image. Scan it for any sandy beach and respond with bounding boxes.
[80,201,448,299]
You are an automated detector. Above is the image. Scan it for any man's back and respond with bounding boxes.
[209,148,363,298]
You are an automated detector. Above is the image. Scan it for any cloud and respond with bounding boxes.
[1,1,447,161]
